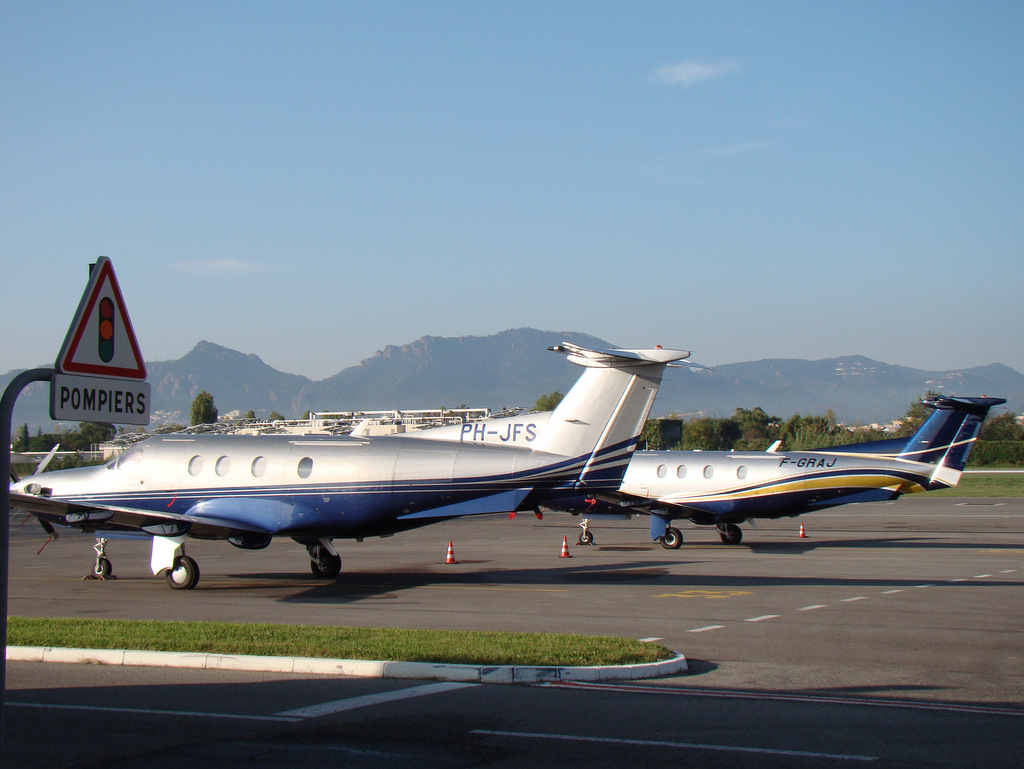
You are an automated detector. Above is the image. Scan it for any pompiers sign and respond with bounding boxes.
[51,257,151,426]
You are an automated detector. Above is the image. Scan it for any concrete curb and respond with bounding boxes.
[7,646,687,683]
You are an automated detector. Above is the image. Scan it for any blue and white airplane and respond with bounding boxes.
[416,395,1005,548]
[10,343,691,589]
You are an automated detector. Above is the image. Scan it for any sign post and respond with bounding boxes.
[2,257,150,758]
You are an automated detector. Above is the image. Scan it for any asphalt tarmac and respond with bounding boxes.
[5,496,1024,767]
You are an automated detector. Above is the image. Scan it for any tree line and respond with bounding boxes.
[534,391,1024,466]
[14,391,1022,473]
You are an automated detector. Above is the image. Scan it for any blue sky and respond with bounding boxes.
[3,1,1022,380]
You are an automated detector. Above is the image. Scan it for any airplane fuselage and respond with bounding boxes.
[618,448,942,524]
[22,433,593,540]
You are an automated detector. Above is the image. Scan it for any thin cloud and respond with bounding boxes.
[655,59,743,88]
[170,258,268,275]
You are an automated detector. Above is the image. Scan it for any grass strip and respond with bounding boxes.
[7,616,672,667]
[930,471,1024,497]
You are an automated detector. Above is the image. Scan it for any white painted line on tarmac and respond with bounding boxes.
[546,682,1024,718]
[688,625,725,633]
[881,589,903,594]
[638,637,663,643]
[470,729,878,762]
[974,574,993,579]
[914,584,934,589]
[277,682,476,718]
[744,615,780,622]
[797,604,827,611]
[10,701,301,723]
[842,597,868,603]
[1000,569,1017,573]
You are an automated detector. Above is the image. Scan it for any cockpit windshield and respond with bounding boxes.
[106,446,144,471]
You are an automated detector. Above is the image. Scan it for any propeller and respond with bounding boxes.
[10,444,62,545]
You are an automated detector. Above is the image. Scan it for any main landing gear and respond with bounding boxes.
[165,555,200,590]
[660,527,683,549]
[717,522,743,545]
[307,543,342,579]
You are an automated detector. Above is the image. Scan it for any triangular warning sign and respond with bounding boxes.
[57,257,147,380]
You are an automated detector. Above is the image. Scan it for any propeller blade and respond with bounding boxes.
[34,444,61,475]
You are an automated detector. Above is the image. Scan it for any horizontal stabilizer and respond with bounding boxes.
[548,343,695,368]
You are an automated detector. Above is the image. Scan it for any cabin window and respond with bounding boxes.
[736,465,748,480]
[703,465,714,479]
[251,456,266,478]
[656,464,667,478]
[676,465,687,479]
[215,456,231,477]
[297,457,313,479]
[187,456,203,476]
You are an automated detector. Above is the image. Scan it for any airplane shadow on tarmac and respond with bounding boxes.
[243,553,1024,604]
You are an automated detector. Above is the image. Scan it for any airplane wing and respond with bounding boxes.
[10,492,272,540]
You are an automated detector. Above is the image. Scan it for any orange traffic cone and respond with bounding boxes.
[445,541,457,564]
[798,522,808,538]
[559,536,572,558]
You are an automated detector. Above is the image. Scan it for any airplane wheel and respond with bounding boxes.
[310,550,342,579]
[718,524,743,545]
[578,531,594,545]
[93,557,112,578]
[661,527,683,550]
[165,555,200,590]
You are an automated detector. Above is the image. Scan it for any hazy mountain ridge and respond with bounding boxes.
[4,329,1023,431]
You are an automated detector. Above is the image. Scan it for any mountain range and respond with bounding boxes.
[5,328,1023,432]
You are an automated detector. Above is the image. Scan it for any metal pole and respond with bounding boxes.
[1,367,55,760]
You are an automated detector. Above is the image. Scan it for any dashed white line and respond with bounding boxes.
[680,560,1018,638]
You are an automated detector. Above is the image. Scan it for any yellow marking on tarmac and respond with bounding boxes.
[419,585,567,593]
[653,589,752,599]
[979,549,1024,554]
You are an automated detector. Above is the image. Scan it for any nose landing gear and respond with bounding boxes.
[84,538,115,580]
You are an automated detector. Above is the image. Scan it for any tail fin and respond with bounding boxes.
[899,396,1005,486]
[531,343,697,489]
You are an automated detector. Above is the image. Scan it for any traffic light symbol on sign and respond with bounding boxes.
[99,296,115,363]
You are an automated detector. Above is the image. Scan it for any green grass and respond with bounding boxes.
[930,470,1024,497]
[6,616,672,667]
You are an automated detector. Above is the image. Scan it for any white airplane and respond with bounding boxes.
[10,343,692,589]
[414,395,1005,547]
